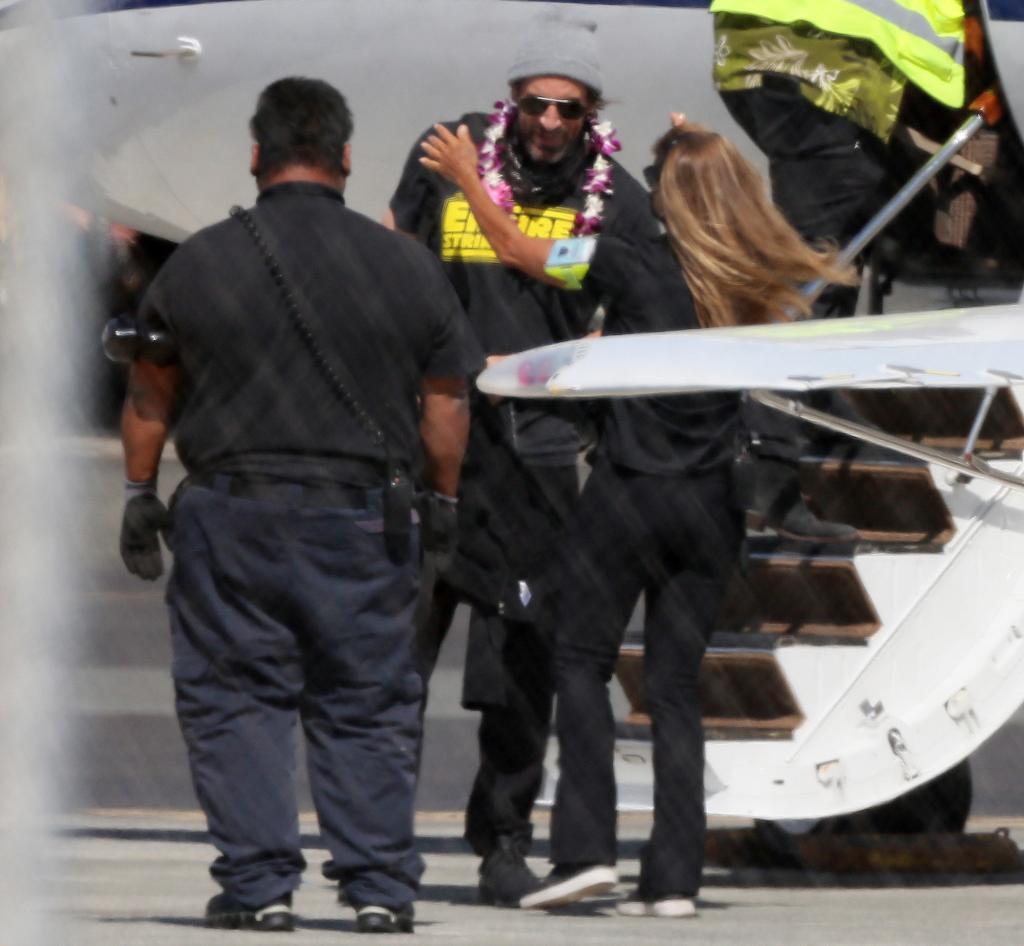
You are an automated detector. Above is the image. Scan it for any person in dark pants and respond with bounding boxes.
[425,116,852,916]
[712,3,966,273]
[711,4,967,538]
[543,456,740,913]
[529,122,850,916]
[117,77,476,935]
[388,13,658,906]
[719,81,894,319]
[721,79,893,534]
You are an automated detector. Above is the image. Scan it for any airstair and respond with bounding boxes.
[601,388,1024,826]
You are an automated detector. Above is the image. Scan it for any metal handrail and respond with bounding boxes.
[752,390,1024,492]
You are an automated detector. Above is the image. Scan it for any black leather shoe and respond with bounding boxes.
[354,903,414,933]
[748,457,858,542]
[205,891,294,932]
[772,497,859,542]
[478,834,541,907]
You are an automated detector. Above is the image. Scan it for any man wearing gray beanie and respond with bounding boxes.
[387,12,657,910]
[506,12,604,108]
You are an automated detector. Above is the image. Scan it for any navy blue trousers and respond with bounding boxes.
[166,482,424,910]
[550,458,742,897]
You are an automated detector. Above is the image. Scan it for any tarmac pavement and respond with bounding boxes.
[60,810,1024,946]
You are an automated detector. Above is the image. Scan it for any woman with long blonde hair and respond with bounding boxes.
[421,116,854,919]
[653,120,854,328]
[650,122,860,543]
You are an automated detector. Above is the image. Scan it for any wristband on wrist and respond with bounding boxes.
[125,477,158,500]
[431,490,458,506]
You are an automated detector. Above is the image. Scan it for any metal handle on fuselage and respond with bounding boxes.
[130,37,202,60]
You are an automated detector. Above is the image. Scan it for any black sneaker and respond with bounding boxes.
[354,903,414,933]
[478,834,541,907]
[519,864,617,909]
[205,891,295,931]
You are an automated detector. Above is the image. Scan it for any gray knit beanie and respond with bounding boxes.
[507,13,602,97]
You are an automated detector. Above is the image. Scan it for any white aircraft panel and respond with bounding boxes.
[478,304,1024,397]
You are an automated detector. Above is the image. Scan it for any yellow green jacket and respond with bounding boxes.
[709,0,965,109]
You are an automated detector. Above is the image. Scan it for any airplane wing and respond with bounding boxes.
[476,304,1024,398]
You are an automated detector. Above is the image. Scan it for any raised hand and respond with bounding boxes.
[419,124,479,189]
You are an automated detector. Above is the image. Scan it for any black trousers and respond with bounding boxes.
[417,462,578,858]
[417,581,554,856]
[722,84,893,456]
[167,481,424,910]
[720,82,891,317]
[550,458,742,897]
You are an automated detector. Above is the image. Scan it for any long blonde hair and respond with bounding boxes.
[652,122,856,328]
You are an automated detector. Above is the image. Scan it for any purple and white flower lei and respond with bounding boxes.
[477,100,620,236]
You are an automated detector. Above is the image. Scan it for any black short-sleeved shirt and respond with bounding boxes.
[138,181,482,484]
[390,113,658,465]
[586,232,741,476]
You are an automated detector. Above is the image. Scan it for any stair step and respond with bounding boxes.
[616,647,804,741]
[708,630,867,649]
[846,388,1024,452]
[801,461,954,547]
[717,553,880,640]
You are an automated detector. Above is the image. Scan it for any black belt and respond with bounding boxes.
[192,473,371,509]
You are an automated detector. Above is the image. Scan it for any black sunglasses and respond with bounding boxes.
[518,95,587,120]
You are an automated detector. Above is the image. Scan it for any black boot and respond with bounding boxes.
[478,834,541,907]
[749,457,858,542]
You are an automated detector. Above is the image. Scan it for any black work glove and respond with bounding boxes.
[419,491,459,572]
[120,493,170,580]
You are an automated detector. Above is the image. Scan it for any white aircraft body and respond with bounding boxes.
[12,0,1024,828]
[49,0,1024,246]
[1,0,1019,230]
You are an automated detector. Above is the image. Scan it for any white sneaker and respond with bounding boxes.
[616,895,697,918]
[519,865,618,909]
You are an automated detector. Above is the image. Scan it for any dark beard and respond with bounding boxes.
[505,126,590,205]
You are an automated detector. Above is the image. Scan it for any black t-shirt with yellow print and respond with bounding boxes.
[390,112,657,465]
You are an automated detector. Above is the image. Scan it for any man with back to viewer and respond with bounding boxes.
[117,76,478,934]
